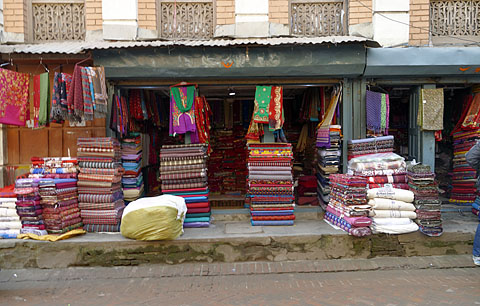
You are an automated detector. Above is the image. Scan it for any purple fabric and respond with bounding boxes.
[366,90,382,132]
[183,222,210,228]
[385,94,390,135]
[169,87,197,136]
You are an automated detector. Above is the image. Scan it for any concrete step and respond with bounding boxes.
[0,210,477,269]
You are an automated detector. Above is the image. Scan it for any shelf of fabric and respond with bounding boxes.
[160,144,210,228]
[121,133,144,203]
[77,137,125,232]
[247,143,295,226]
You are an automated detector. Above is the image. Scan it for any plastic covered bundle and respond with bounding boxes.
[120,195,187,241]
[348,152,406,171]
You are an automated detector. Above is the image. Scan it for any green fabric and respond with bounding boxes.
[380,93,386,130]
[186,212,211,218]
[39,72,49,126]
[253,86,272,123]
[171,86,195,113]
[184,216,210,223]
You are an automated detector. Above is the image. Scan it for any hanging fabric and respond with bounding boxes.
[246,112,264,143]
[81,67,94,121]
[194,96,213,153]
[169,86,197,136]
[91,66,108,117]
[268,86,284,131]
[38,72,49,127]
[419,88,444,131]
[253,85,272,124]
[366,90,382,132]
[461,93,480,130]
[0,68,30,126]
[33,75,41,127]
[67,65,83,122]
[316,85,342,148]
[50,72,72,123]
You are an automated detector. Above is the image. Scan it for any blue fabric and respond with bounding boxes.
[251,220,294,226]
[474,223,480,257]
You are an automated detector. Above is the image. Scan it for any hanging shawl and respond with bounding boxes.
[419,88,444,131]
[38,72,49,127]
[366,90,382,132]
[0,68,29,126]
[91,66,108,117]
[316,85,342,148]
[50,72,72,123]
[33,75,41,127]
[169,86,197,136]
[253,86,271,124]
[461,93,480,130]
[194,96,213,153]
[268,86,284,131]
[81,67,93,121]
[67,65,84,122]
[246,112,264,143]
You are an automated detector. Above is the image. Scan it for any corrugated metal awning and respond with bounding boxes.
[0,36,379,55]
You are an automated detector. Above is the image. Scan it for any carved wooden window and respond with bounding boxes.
[430,0,480,43]
[159,0,214,39]
[31,0,85,42]
[290,0,346,36]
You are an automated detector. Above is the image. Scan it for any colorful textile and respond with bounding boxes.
[419,88,444,131]
[268,86,283,131]
[253,86,272,124]
[0,68,30,126]
[169,86,197,136]
[91,66,108,116]
[366,90,382,132]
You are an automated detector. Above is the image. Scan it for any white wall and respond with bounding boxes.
[102,0,138,40]
[234,0,269,37]
[372,0,409,47]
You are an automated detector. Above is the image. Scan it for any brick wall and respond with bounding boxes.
[217,0,235,25]
[138,0,156,30]
[3,0,26,34]
[349,0,372,26]
[85,0,102,31]
[409,0,430,46]
[269,0,289,24]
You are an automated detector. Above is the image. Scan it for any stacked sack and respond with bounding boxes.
[247,143,295,226]
[408,164,443,236]
[77,137,125,232]
[368,187,418,234]
[450,130,480,205]
[348,136,408,190]
[121,133,144,202]
[14,178,47,235]
[315,125,342,209]
[0,185,21,238]
[160,144,210,228]
[324,174,372,237]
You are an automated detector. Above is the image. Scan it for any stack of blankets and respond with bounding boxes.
[160,144,210,228]
[77,137,125,232]
[367,187,418,234]
[14,178,47,235]
[121,133,144,202]
[0,186,21,238]
[408,164,443,236]
[247,143,295,226]
[316,125,342,209]
[450,130,480,205]
[29,157,78,179]
[324,174,372,237]
[348,135,394,159]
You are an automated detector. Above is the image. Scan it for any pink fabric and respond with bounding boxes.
[326,205,372,227]
[0,68,30,126]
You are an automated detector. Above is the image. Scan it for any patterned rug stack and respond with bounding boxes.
[121,133,144,202]
[36,158,82,234]
[247,143,295,226]
[315,124,342,209]
[160,144,210,228]
[408,163,443,236]
[324,174,372,237]
[14,178,47,235]
[450,130,480,205]
[77,137,125,232]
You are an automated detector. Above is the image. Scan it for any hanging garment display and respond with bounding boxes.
[38,72,50,127]
[253,86,272,124]
[50,72,72,123]
[169,86,197,136]
[418,88,444,131]
[268,86,284,131]
[194,96,213,153]
[0,68,30,126]
[366,90,390,134]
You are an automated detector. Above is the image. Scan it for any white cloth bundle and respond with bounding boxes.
[368,198,416,211]
[372,217,413,225]
[0,221,22,230]
[367,188,414,203]
[371,220,419,234]
[369,210,417,219]
[0,208,18,217]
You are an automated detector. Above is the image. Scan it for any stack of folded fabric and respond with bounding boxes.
[315,125,342,209]
[160,144,210,228]
[324,174,372,237]
[348,138,408,190]
[450,130,480,205]
[29,157,78,179]
[247,143,295,226]
[407,164,443,236]
[38,177,83,234]
[121,133,144,202]
[77,137,125,232]
[0,185,21,238]
[14,178,47,235]
[367,187,418,234]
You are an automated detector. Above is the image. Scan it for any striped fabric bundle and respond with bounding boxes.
[14,178,47,235]
[247,143,295,226]
[77,137,125,232]
[160,144,210,228]
[121,133,144,203]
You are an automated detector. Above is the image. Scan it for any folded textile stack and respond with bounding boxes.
[450,130,480,205]
[247,143,295,226]
[0,185,21,238]
[29,157,79,179]
[121,133,144,202]
[14,178,47,235]
[77,137,125,232]
[160,144,210,228]
[367,187,418,234]
[348,137,408,190]
[315,125,342,209]
[407,164,443,236]
[324,174,372,237]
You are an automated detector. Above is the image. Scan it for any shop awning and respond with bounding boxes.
[365,47,480,77]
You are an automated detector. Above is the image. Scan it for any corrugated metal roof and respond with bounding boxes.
[0,36,378,54]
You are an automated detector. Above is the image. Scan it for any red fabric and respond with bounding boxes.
[0,68,30,126]
[186,207,211,214]
[186,202,210,208]
[252,215,295,221]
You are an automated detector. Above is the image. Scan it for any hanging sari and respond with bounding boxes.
[0,68,30,126]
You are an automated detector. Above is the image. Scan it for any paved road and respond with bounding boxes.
[1,258,479,305]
